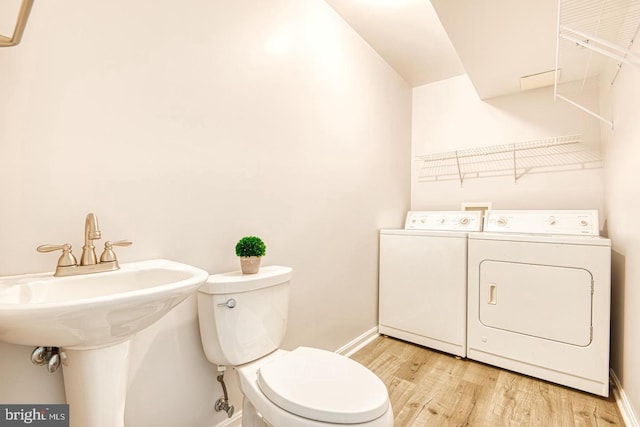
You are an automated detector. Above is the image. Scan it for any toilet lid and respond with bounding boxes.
[257,347,389,424]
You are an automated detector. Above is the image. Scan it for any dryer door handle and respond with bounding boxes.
[488,284,497,305]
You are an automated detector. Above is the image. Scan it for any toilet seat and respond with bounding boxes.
[257,347,390,424]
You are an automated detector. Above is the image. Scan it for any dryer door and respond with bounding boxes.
[478,261,593,346]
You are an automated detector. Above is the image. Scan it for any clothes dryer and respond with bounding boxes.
[467,210,611,396]
[379,211,483,357]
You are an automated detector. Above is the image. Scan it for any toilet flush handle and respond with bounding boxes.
[217,299,236,309]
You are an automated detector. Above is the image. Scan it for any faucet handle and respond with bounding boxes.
[99,240,132,263]
[37,244,78,267]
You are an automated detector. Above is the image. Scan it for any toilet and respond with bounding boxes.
[197,265,394,427]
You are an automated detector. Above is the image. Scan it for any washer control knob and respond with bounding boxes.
[459,217,469,225]
[496,217,508,226]
[420,218,426,223]
[580,219,589,227]
[548,216,557,225]
[439,217,446,224]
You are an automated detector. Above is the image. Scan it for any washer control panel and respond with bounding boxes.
[484,210,600,236]
[404,211,483,231]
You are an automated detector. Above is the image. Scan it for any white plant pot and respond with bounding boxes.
[240,256,261,274]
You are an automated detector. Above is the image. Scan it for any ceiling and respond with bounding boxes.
[325,0,561,99]
[324,0,466,87]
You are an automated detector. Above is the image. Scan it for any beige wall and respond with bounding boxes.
[411,75,604,213]
[601,43,640,422]
[0,1,411,425]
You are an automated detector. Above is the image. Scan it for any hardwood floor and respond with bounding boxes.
[352,336,624,427]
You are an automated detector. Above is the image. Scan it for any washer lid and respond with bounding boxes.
[257,347,389,424]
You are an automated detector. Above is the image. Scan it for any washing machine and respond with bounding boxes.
[379,210,483,357]
[467,210,611,396]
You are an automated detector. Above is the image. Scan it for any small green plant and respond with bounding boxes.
[235,236,266,258]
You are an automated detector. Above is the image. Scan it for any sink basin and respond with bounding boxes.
[0,258,208,350]
[0,257,208,427]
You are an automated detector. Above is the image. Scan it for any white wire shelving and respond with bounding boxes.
[555,0,640,128]
[415,135,603,185]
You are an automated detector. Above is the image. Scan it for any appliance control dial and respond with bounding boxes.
[483,210,599,235]
[403,211,483,231]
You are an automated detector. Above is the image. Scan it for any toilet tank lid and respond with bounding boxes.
[198,265,292,294]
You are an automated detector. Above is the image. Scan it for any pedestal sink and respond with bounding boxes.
[0,259,208,427]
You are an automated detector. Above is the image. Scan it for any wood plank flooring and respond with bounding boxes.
[352,336,624,427]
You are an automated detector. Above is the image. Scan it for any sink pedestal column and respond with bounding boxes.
[61,341,130,427]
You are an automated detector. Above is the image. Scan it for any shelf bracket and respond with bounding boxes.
[513,145,518,183]
[455,151,463,185]
[556,93,614,130]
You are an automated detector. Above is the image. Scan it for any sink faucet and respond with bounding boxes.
[37,213,132,277]
[80,213,102,266]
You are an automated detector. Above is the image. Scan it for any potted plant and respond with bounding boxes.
[235,236,266,274]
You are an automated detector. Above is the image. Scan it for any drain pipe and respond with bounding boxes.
[215,366,235,418]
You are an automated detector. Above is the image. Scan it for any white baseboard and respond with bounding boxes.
[611,369,639,427]
[213,411,242,427]
[335,327,380,357]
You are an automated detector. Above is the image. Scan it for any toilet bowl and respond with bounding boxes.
[197,266,393,427]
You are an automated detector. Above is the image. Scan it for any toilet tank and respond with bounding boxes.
[197,265,292,366]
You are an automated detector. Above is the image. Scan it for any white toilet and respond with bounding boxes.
[197,265,394,427]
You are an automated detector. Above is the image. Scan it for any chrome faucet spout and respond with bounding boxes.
[81,213,101,266]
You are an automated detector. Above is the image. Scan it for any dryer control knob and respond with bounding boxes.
[496,217,508,226]
[580,219,589,227]
[548,216,557,225]
[459,217,469,225]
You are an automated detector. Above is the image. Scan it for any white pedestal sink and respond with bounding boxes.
[0,259,208,427]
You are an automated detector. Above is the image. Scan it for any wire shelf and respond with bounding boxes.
[415,135,602,184]
[555,0,640,128]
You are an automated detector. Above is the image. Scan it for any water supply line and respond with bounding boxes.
[215,365,234,418]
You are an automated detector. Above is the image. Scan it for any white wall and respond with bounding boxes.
[601,44,640,422]
[412,75,604,213]
[0,1,411,425]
